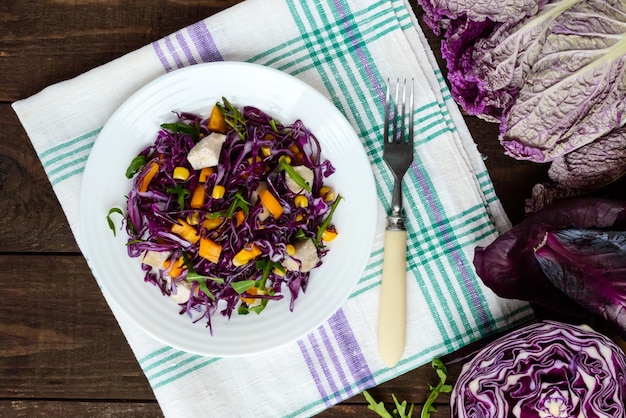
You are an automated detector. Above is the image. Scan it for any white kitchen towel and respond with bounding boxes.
[12,0,533,416]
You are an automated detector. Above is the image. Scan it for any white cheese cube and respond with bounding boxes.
[140,250,171,269]
[282,239,320,272]
[286,165,314,193]
[187,132,226,170]
[170,281,192,304]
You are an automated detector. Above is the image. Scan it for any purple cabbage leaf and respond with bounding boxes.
[473,198,626,329]
[441,0,558,122]
[547,125,626,191]
[417,0,542,35]
[420,0,626,163]
[500,0,626,162]
[535,228,626,333]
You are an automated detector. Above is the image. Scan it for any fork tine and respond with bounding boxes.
[399,79,406,145]
[408,78,414,146]
[392,79,400,144]
[383,78,391,144]
[383,78,415,148]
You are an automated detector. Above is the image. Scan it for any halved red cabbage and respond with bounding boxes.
[451,320,626,417]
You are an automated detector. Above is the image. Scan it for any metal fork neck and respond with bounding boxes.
[386,213,406,230]
[387,179,406,231]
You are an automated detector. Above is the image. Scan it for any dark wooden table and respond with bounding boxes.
[0,1,554,416]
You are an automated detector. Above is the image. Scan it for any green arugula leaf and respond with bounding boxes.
[363,391,395,418]
[106,207,124,236]
[166,185,190,211]
[255,258,284,288]
[248,301,268,314]
[393,394,415,418]
[187,271,224,284]
[363,360,450,418]
[179,254,223,301]
[421,358,452,418]
[231,279,256,294]
[160,121,200,140]
[186,275,216,301]
[238,298,269,316]
[226,190,250,218]
[216,97,246,140]
[125,155,148,178]
[293,228,308,240]
[278,155,312,192]
[269,118,281,133]
[315,195,343,243]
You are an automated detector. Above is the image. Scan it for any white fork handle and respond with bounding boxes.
[377,229,407,367]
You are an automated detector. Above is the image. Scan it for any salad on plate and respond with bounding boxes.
[109,98,341,332]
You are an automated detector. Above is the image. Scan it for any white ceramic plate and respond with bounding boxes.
[80,62,377,357]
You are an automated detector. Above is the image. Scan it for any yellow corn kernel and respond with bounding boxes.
[186,212,200,226]
[232,244,262,267]
[260,146,272,157]
[173,166,190,181]
[295,213,305,222]
[319,186,335,202]
[212,185,226,199]
[321,227,338,242]
[286,244,296,256]
[202,215,224,230]
[273,267,285,277]
[294,195,308,208]
[247,155,263,165]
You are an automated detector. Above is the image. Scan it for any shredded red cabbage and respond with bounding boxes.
[120,99,340,332]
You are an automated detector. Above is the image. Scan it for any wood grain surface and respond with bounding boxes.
[0,0,575,416]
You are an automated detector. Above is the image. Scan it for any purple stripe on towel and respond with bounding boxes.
[308,332,341,403]
[333,0,379,98]
[151,40,172,72]
[297,339,331,406]
[299,309,375,404]
[318,326,351,395]
[164,36,184,69]
[413,168,492,329]
[327,309,374,390]
[187,20,223,62]
[175,32,197,66]
[152,21,222,71]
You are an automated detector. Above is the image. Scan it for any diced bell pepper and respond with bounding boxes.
[258,189,283,218]
[232,244,262,267]
[199,237,222,264]
[170,219,200,244]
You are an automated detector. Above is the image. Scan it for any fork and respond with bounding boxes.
[378,78,414,367]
